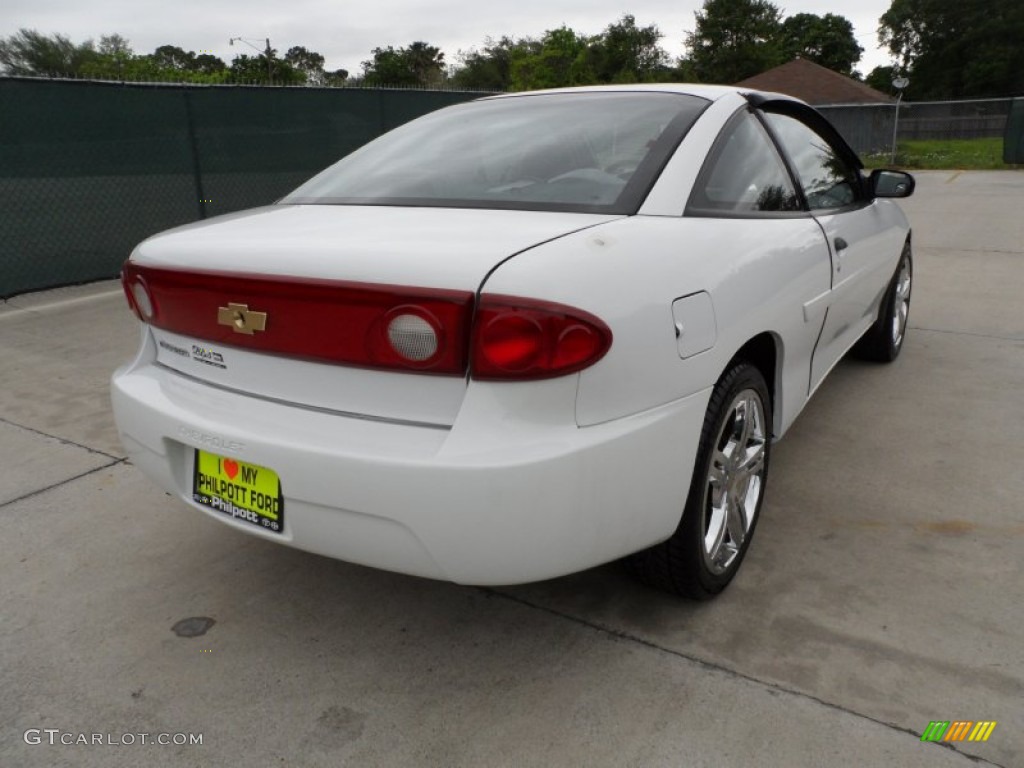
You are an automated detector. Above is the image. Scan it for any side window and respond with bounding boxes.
[687,110,801,215]
[764,112,860,210]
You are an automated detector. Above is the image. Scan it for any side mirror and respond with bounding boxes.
[871,169,915,198]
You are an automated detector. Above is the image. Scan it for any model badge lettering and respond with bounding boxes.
[191,345,227,369]
[177,426,244,452]
[158,340,190,358]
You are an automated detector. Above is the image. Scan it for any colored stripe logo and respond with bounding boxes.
[921,721,997,742]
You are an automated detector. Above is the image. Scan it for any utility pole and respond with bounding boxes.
[230,36,273,83]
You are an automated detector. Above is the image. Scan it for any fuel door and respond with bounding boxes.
[672,291,717,359]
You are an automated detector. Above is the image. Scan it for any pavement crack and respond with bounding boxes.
[0,458,127,509]
[482,587,1007,768]
[907,326,1024,342]
[0,416,125,461]
[921,246,1024,256]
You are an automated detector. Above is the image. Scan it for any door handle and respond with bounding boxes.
[834,237,849,253]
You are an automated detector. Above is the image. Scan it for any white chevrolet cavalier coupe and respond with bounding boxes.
[112,85,914,598]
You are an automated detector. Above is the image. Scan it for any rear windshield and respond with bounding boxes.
[281,92,709,215]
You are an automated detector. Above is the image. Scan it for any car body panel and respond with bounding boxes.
[152,328,464,427]
[112,328,707,584]
[132,204,620,289]
[639,91,749,217]
[809,200,910,389]
[132,205,618,424]
[477,214,833,434]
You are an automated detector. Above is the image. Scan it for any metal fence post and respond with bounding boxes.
[890,77,910,164]
[182,88,208,220]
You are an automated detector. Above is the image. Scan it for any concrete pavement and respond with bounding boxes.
[1,171,1021,767]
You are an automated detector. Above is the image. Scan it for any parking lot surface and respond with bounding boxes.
[2,171,1021,767]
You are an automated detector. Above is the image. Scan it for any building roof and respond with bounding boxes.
[736,58,893,105]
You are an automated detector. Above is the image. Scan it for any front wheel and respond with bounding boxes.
[854,242,913,362]
[627,362,772,599]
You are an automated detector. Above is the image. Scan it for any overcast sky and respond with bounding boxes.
[1,1,897,78]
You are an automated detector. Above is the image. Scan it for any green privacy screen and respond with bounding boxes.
[0,78,488,297]
[1005,98,1024,164]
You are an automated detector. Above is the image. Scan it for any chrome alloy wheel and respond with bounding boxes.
[892,255,912,347]
[702,389,768,574]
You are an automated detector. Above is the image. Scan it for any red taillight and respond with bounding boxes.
[121,269,155,321]
[471,296,612,380]
[121,263,612,380]
[121,262,474,375]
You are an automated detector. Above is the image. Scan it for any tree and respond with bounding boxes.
[779,13,862,76]
[685,0,785,84]
[229,50,304,84]
[0,28,96,76]
[509,26,589,90]
[193,54,226,75]
[0,28,330,85]
[97,44,214,81]
[672,58,700,83]
[452,17,678,91]
[149,45,225,75]
[81,54,165,82]
[151,44,195,70]
[361,46,414,86]
[98,34,131,58]
[879,0,1024,98]
[406,42,446,86]
[361,42,445,87]
[581,14,672,84]
[80,34,135,80]
[864,65,897,95]
[453,37,539,91]
[228,53,262,82]
[285,45,326,85]
[324,68,349,86]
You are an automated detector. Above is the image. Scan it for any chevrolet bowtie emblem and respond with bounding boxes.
[217,303,268,335]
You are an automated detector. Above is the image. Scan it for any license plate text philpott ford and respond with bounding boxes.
[193,450,284,533]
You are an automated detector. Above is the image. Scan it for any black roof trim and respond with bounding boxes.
[742,92,864,170]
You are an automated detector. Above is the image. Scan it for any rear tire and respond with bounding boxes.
[627,362,772,599]
[854,241,912,363]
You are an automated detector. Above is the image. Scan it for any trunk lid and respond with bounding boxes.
[131,204,617,426]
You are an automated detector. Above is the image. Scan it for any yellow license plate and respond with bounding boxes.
[192,450,284,534]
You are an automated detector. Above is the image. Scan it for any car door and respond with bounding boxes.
[674,106,834,436]
[761,107,904,392]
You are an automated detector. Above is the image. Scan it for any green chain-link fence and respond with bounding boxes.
[1006,98,1024,163]
[0,78,488,297]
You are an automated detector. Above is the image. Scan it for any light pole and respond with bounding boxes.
[890,76,910,165]
[230,36,273,83]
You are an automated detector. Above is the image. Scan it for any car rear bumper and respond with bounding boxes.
[111,337,708,585]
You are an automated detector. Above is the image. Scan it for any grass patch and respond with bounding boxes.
[861,137,1017,170]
